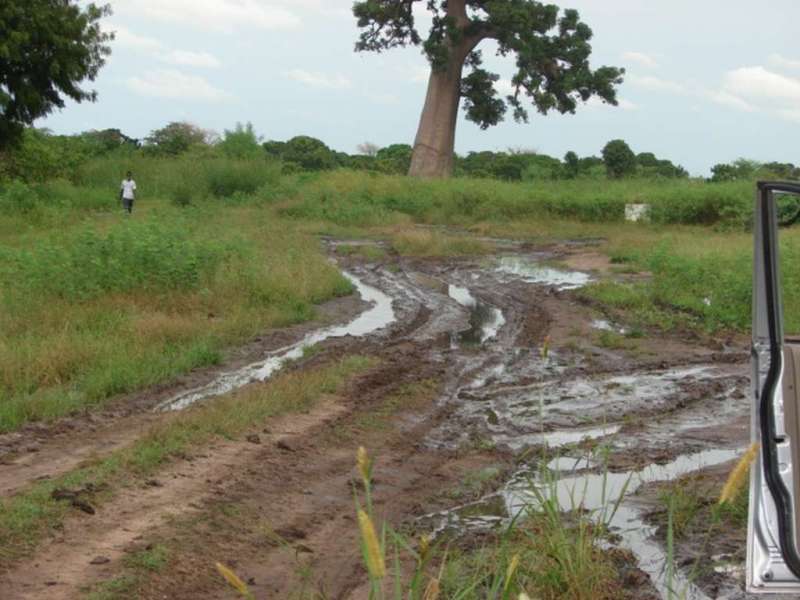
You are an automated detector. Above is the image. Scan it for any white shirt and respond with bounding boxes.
[121,179,137,200]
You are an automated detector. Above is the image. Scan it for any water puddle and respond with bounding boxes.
[157,272,396,411]
[592,319,629,335]
[448,285,505,344]
[425,447,741,600]
[479,366,715,433]
[522,424,622,449]
[496,256,591,290]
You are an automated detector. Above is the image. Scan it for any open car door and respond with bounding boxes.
[748,181,800,592]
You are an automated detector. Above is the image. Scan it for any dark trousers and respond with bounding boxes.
[122,197,134,213]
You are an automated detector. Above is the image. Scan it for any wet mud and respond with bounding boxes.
[0,236,756,599]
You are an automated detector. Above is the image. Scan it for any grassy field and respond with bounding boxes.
[0,155,781,597]
[0,160,352,432]
[2,159,798,433]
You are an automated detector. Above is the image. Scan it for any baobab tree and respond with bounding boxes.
[353,0,624,178]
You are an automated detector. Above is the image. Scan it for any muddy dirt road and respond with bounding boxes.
[0,237,757,599]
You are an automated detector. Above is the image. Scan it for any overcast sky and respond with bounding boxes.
[39,0,800,176]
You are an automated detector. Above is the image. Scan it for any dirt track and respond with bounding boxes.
[0,237,755,599]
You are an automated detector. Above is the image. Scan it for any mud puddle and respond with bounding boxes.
[158,272,396,411]
[448,284,505,345]
[0,239,753,599]
[496,255,592,289]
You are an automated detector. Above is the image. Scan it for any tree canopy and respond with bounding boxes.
[0,1,113,149]
[602,139,636,179]
[353,0,624,131]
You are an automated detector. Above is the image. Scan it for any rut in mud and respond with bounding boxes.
[0,238,754,599]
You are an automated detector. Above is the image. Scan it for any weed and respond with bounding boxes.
[124,544,170,572]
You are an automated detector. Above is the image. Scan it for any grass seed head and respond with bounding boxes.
[418,533,431,564]
[719,442,759,505]
[357,508,386,579]
[215,561,250,597]
[357,445,371,483]
[505,553,521,593]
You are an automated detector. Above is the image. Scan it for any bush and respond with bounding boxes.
[0,219,235,300]
[602,139,637,179]
[204,160,281,198]
[0,180,39,212]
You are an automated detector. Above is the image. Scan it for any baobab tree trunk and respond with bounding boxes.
[408,0,480,179]
[407,56,465,178]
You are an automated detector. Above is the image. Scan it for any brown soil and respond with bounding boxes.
[0,241,752,599]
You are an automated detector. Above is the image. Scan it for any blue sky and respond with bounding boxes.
[40,0,800,176]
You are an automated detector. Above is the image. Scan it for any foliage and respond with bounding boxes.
[0,128,106,182]
[375,143,413,174]
[1,219,232,300]
[143,122,213,156]
[353,1,624,129]
[218,122,262,160]
[0,1,112,148]
[564,151,580,179]
[0,174,353,431]
[280,135,336,171]
[284,169,753,228]
[710,158,799,183]
[601,139,636,179]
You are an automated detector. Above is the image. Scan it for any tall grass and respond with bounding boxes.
[336,448,627,600]
[72,153,283,205]
[281,170,753,228]
[0,199,353,432]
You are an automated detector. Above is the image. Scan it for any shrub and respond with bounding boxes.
[204,160,281,198]
[0,180,39,213]
[0,219,235,300]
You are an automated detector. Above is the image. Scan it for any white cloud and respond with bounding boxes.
[722,66,800,104]
[110,24,221,68]
[125,69,233,102]
[704,65,800,123]
[126,0,300,33]
[163,50,221,69]
[285,69,351,89]
[705,90,756,112]
[628,74,687,95]
[769,53,800,71]
[621,51,658,69]
[111,25,163,53]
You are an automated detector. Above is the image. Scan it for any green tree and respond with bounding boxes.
[563,151,579,178]
[0,1,113,149]
[219,122,262,159]
[376,143,413,174]
[143,122,211,156]
[353,0,624,178]
[636,152,658,167]
[282,136,336,171]
[601,139,636,179]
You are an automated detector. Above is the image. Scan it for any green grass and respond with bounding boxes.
[0,197,353,432]
[124,544,170,572]
[280,169,753,228]
[0,355,374,561]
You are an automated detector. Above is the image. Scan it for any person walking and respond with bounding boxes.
[120,171,137,214]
